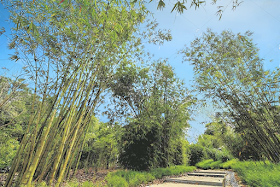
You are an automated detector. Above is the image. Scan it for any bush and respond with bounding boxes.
[219,158,238,169]
[196,158,238,170]
[196,159,280,187]
[106,170,154,187]
[188,144,206,166]
[231,161,280,187]
[119,124,160,171]
[106,175,129,187]
[0,138,19,169]
[65,179,80,187]
[209,160,222,169]
[81,181,95,187]
[195,159,213,169]
[105,165,196,187]
[205,148,233,162]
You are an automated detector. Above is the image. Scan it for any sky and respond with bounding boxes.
[0,0,280,142]
[143,0,280,142]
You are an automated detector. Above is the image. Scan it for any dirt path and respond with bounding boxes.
[147,170,240,187]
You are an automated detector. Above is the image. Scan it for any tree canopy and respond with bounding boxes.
[181,29,280,163]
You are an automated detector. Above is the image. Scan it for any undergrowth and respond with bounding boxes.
[196,159,280,187]
[33,165,196,187]
[105,165,196,187]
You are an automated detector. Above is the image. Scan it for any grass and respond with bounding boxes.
[35,180,106,187]
[105,165,196,187]
[105,170,154,187]
[196,159,280,187]
[219,158,238,169]
[27,165,196,187]
[195,159,214,169]
[231,161,280,187]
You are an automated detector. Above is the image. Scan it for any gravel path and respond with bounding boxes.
[224,170,240,187]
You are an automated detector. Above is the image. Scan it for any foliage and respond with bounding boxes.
[0,76,36,169]
[115,61,193,170]
[106,170,153,187]
[105,165,196,187]
[106,175,129,187]
[196,121,234,162]
[231,161,280,187]
[137,0,242,18]
[0,138,19,169]
[2,0,150,185]
[0,76,34,128]
[199,119,259,161]
[196,159,280,187]
[181,29,280,163]
[188,144,206,166]
[79,120,121,171]
[195,159,214,169]
[119,123,160,171]
[219,158,238,169]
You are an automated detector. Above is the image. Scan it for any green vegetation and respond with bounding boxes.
[196,159,280,187]
[232,161,280,187]
[0,76,37,169]
[0,0,279,186]
[188,144,206,166]
[115,62,193,170]
[182,29,280,163]
[141,0,242,18]
[219,159,239,169]
[105,165,196,187]
[79,120,121,171]
[21,165,196,187]
[0,0,172,185]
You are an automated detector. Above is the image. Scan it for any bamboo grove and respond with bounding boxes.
[2,0,148,186]
[181,29,280,163]
[1,0,280,186]
[108,61,194,170]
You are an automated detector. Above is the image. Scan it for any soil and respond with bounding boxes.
[0,168,113,187]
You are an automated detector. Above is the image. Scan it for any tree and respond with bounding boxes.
[2,0,148,186]
[109,61,194,170]
[181,29,280,163]
[0,76,36,169]
[80,119,122,172]
[142,0,242,19]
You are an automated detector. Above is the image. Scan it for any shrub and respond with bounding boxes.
[0,138,19,169]
[106,165,196,187]
[188,144,206,166]
[65,180,80,187]
[205,148,233,162]
[106,175,129,187]
[219,158,238,169]
[197,159,280,187]
[195,159,213,169]
[230,161,280,187]
[119,124,160,171]
[209,160,222,169]
[81,181,95,187]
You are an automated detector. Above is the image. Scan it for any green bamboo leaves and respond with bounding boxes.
[3,0,145,186]
[181,29,280,163]
[110,61,193,170]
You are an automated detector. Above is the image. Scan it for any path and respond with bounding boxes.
[148,170,240,187]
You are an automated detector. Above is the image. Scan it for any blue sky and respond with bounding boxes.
[1,0,280,142]
[144,0,280,142]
